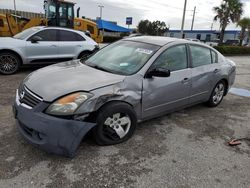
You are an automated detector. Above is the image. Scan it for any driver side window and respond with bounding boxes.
[151,45,188,71]
[30,29,57,41]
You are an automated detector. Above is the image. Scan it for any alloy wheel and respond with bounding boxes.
[0,54,19,74]
[212,83,224,105]
[103,113,131,140]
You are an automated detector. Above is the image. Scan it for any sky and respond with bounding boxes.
[1,0,250,30]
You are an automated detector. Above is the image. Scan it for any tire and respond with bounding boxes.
[0,52,21,75]
[207,81,226,107]
[93,102,137,146]
[78,51,92,60]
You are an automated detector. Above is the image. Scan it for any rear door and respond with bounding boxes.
[188,44,220,103]
[25,29,59,64]
[57,30,86,61]
[142,44,192,119]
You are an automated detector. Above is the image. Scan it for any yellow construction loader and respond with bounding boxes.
[0,13,47,37]
[0,0,103,43]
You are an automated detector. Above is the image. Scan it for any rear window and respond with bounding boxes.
[58,30,85,41]
[190,45,212,67]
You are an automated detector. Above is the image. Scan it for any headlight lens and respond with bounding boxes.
[45,92,93,115]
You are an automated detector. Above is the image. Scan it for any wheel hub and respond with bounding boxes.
[0,55,18,74]
[213,83,224,104]
[104,113,131,139]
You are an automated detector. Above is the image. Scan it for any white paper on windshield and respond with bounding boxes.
[135,48,153,55]
[120,63,129,66]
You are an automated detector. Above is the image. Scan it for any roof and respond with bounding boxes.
[96,19,131,33]
[33,26,87,35]
[169,30,241,34]
[57,0,75,5]
[123,36,184,46]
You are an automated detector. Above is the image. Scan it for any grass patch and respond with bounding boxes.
[214,46,250,55]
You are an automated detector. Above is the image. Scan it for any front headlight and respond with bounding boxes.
[45,92,93,116]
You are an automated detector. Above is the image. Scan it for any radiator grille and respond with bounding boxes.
[18,86,42,108]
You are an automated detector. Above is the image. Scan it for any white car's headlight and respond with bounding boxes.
[46,92,93,116]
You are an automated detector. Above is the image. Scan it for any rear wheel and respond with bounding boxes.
[0,52,21,75]
[207,81,226,107]
[93,102,137,145]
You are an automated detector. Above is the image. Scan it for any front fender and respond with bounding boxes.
[76,75,143,120]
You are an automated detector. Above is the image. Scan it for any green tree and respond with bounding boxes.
[237,17,250,46]
[213,0,243,44]
[137,20,168,36]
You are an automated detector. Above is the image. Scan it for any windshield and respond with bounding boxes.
[13,27,41,40]
[85,41,160,75]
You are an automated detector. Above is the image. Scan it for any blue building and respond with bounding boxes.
[166,30,249,44]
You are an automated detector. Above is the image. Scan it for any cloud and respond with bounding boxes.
[0,0,249,29]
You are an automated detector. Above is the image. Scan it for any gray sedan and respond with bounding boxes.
[13,36,236,157]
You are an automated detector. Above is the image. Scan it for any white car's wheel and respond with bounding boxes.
[0,52,21,75]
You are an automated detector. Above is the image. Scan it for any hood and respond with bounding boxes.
[0,37,23,47]
[0,37,20,43]
[23,60,126,101]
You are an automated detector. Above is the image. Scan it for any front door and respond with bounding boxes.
[25,29,59,64]
[142,44,191,119]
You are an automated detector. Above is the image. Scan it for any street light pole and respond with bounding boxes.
[180,0,187,38]
[14,0,17,23]
[98,5,104,37]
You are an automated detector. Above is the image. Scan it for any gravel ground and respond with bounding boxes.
[0,56,249,188]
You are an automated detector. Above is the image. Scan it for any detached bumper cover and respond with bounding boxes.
[13,94,95,157]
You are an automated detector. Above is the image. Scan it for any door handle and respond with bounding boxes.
[50,45,57,47]
[76,45,81,47]
[182,78,189,84]
[213,68,220,73]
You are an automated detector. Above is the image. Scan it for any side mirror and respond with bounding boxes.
[30,36,42,43]
[146,68,171,78]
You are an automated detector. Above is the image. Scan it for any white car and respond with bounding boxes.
[205,39,220,47]
[186,38,201,42]
[0,26,99,74]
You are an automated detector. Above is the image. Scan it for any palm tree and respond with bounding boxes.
[237,17,250,46]
[213,0,243,44]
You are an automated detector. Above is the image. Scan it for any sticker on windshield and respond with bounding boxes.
[120,63,129,67]
[135,48,153,55]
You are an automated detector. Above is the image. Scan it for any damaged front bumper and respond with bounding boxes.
[13,90,96,157]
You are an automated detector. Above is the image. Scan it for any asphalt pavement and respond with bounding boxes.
[0,56,250,188]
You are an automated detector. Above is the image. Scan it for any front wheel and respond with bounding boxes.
[0,52,21,75]
[207,81,226,107]
[93,102,137,145]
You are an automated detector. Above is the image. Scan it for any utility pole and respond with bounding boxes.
[14,0,17,23]
[191,6,196,31]
[210,22,213,30]
[180,0,187,38]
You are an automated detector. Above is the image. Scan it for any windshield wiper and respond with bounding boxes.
[92,65,110,72]
[83,61,125,75]
[87,64,114,73]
